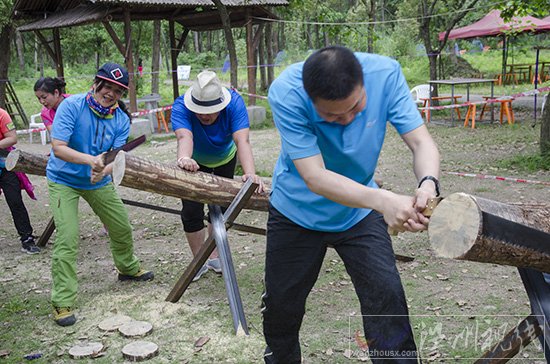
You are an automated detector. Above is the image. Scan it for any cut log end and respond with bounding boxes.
[5,150,20,171]
[429,193,482,259]
[118,320,153,338]
[68,342,104,359]
[121,341,159,362]
[113,151,127,186]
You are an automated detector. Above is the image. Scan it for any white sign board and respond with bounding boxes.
[177,65,191,80]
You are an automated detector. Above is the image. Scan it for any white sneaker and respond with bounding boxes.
[206,258,222,274]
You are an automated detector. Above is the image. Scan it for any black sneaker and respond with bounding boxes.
[118,269,154,282]
[53,307,76,327]
[21,236,40,255]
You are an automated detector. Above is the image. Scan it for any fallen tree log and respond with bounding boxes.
[112,151,270,212]
[5,149,48,176]
[429,192,550,273]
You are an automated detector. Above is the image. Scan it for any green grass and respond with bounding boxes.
[497,153,550,172]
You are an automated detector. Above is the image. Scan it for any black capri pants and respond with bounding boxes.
[180,155,237,233]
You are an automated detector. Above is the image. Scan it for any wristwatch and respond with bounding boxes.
[418,175,440,197]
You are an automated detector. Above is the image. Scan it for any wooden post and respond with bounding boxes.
[123,9,137,113]
[169,21,179,100]
[428,193,550,272]
[246,11,256,106]
[52,29,64,79]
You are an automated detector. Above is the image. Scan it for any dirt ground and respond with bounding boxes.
[1,115,549,363]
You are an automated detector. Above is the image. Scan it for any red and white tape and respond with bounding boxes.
[419,86,550,111]
[130,104,173,117]
[444,171,550,186]
[16,127,47,134]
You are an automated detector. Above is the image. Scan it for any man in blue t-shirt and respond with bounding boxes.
[171,70,264,281]
[263,46,440,363]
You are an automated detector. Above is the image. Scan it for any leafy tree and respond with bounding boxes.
[497,0,550,156]
[0,0,14,107]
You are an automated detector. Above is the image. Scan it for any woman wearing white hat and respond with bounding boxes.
[172,70,264,281]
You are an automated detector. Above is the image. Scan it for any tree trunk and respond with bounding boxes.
[5,150,270,211]
[0,23,13,108]
[541,91,550,156]
[368,0,376,53]
[429,192,550,272]
[265,22,274,87]
[259,34,267,91]
[15,30,25,71]
[5,150,48,176]
[112,152,269,211]
[212,0,238,88]
[193,31,201,53]
[151,20,161,95]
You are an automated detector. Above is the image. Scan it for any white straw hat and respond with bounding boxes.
[184,70,231,114]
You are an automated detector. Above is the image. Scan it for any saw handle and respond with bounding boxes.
[388,197,443,236]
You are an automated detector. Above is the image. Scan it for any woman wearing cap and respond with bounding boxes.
[47,62,154,327]
[34,77,70,133]
[171,70,264,281]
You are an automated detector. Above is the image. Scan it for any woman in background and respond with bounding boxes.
[34,77,70,132]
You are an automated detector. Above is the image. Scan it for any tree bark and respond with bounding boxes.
[0,23,13,108]
[259,33,266,91]
[15,30,25,71]
[112,152,270,212]
[212,0,238,88]
[151,20,161,95]
[265,22,274,87]
[429,192,550,273]
[113,152,269,210]
[5,150,48,176]
[541,91,550,156]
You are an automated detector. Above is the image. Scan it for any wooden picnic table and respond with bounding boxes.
[428,78,496,123]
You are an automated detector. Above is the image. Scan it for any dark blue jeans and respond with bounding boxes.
[262,204,419,363]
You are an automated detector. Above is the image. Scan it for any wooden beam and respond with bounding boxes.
[102,21,126,56]
[52,29,64,79]
[123,9,137,113]
[34,31,56,66]
[429,193,550,272]
[176,29,190,57]
[252,23,264,50]
[476,315,542,363]
[169,20,180,99]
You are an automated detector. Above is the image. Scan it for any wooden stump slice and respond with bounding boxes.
[68,342,104,359]
[118,321,153,337]
[121,341,159,362]
[98,314,133,331]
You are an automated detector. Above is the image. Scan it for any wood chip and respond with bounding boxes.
[121,341,159,362]
[194,336,210,348]
[118,321,153,338]
[68,342,104,359]
[98,315,133,331]
[0,350,10,358]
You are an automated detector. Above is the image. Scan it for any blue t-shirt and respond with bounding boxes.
[46,93,130,190]
[171,89,249,168]
[268,53,424,232]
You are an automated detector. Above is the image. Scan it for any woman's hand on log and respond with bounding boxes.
[177,156,199,172]
[242,174,265,194]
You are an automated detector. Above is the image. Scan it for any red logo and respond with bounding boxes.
[111,68,123,80]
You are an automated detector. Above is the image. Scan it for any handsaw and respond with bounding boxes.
[102,134,146,165]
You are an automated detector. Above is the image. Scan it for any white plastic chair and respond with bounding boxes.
[29,113,49,145]
[410,84,431,105]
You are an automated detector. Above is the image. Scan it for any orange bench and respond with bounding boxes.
[463,97,514,129]
[419,96,462,123]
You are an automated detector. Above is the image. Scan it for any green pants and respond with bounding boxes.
[48,181,140,308]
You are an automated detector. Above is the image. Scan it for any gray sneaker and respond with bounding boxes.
[21,236,40,255]
[206,258,222,274]
[192,265,208,282]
